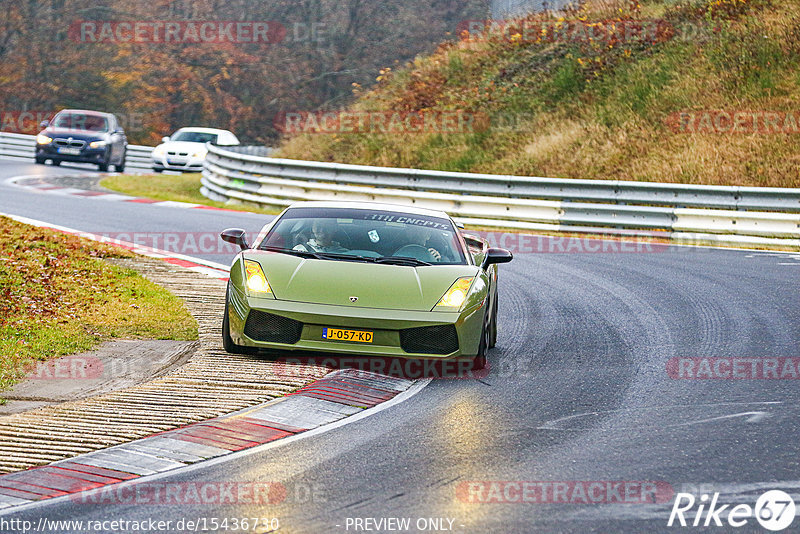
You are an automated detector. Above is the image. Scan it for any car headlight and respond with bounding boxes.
[89,140,107,149]
[244,260,273,296]
[36,134,52,145]
[153,146,166,157]
[434,276,474,311]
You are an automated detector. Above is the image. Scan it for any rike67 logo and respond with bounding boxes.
[669,490,796,531]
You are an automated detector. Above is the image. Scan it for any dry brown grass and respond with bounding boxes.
[275,0,800,188]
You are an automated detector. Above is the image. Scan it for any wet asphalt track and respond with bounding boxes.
[1,159,799,533]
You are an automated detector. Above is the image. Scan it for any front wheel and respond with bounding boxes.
[51,159,61,166]
[222,291,256,354]
[97,149,110,172]
[473,309,489,370]
[34,155,45,164]
[114,152,126,173]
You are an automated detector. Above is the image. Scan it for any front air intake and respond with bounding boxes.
[399,324,459,355]
[244,311,303,344]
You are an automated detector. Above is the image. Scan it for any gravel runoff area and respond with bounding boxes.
[0,257,331,474]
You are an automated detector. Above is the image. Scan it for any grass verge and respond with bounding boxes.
[275,0,800,188]
[100,173,280,215]
[0,216,198,393]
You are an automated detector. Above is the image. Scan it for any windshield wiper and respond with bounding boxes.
[315,252,376,263]
[262,247,429,266]
[260,246,321,259]
[374,256,431,267]
[261,247,376,263]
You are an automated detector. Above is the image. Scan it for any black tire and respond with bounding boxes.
[34,156,45,165]
[51,159,61,166]
[114,151,126,173]
[222,289,255,354]
[98,149,110,172]
[152,167,163,173]
[473,308,489,370]
[489,294,498,349]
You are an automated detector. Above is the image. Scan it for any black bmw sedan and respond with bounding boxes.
[35,109,127,172]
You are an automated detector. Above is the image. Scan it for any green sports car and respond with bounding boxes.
[220,201,512,369]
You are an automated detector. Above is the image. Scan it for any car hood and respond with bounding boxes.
[245,251,479,311]
[160,141,208,154]
[43,128,106,141]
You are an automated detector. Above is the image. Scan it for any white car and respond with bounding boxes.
[151,127,239,173]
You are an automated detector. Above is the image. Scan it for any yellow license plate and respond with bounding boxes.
[322,328,373,343]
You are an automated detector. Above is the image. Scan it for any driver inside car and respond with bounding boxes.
[407,225,445,262]
[293,219,348,253]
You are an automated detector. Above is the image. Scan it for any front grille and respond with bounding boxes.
[400,324,459,355]
[167,151,189,156]
[243,310,303,344]
[54,138,86,148]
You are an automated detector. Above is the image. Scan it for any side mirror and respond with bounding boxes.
[455,221,465,229]
[162,136,170,143]
[39,120,49,128]
[481,247,513,270]
[220,228,250,251]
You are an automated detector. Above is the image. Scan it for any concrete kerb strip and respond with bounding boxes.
[0,370,415,510]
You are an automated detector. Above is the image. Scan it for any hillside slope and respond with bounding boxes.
[0,0,486,144]
[276,0,800,187]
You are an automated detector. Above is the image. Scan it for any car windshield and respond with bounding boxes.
[52,113,108,132]
[171,131,219,144]
[259,207,467,265]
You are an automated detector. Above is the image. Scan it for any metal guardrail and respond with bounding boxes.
[200,144,800,247]
[224,145,274,157]
[203,144,790,248]
[0,132,154,172]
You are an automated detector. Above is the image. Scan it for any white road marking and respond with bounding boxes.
[667,411,769,427]
[536,401,783,430]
